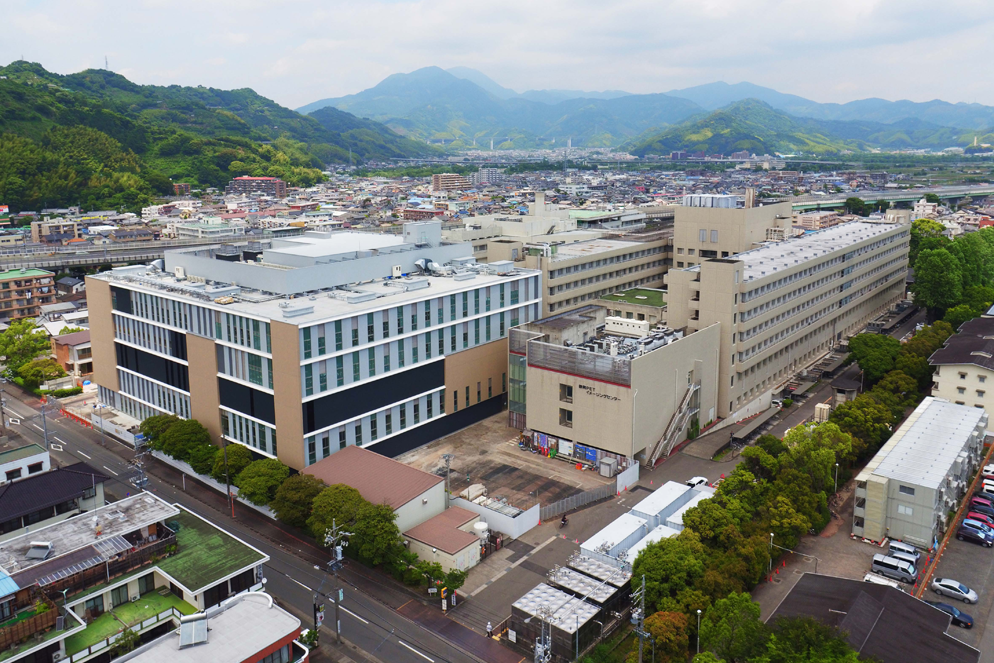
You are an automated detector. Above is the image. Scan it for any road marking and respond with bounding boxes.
[77,451,91,460]
[339,604,368,624]
[32,423,43,431]
[398,641,434,662]
[53,436,66,445]
[470,535,559,597]
[103,465,119,476]
[286,575,313,592]
[50,444,63,451]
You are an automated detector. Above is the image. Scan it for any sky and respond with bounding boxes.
[5,0,994,110]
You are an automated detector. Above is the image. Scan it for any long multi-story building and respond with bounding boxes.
[224,176,287,198]
[86,222,541,470]
[432,173,471,191]
[0,268,56,322]
[667,221,909,420]
[671,201,792,268]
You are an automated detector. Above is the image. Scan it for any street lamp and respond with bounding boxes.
[219,436,234,517]
[769,533,774,575]
[697,609,702,654]
[834,462,840,495]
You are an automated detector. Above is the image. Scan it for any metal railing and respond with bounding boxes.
[68,606,187,662]
[645,382,699,467]
[540,484,617,521]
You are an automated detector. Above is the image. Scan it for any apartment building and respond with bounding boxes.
[667,221,909,420]
[468,168,505,186]
[672,201,792,267]
[432,173,471,191]
[30,218,78,243]
[86,222,541,470]
[793,210,841,230]
[51,329,92,379]
[853,397,987,546]
[929,317,994,412]
[0,268,56,321]
[509,306,719,467]
[172,182,191,195]
[224,176,287,198]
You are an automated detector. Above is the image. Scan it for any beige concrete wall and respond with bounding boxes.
[444,338,508,412]
[271,321,304,470]
[631,323,721,454]
[187,334,221,441]
[863,476,889,542]
[673,203,792,263]
[932,364,994,411]
[85,276,119,392]
[406,537,480,573]
[525,364,634,457]
[393,483,447,533]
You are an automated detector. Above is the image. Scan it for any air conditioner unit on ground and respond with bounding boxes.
[131,595,140,602]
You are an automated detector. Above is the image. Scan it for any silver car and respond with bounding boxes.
[932,578,978,604]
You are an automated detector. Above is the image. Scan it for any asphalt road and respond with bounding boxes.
[0,389,484,663]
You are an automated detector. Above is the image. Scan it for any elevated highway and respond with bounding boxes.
[788,185,994,211]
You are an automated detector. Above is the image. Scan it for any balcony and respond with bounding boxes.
[0,589,60,659]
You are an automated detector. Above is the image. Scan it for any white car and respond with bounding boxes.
[686,476,709,488]
[983,464,994,476]
[932,578,978,604]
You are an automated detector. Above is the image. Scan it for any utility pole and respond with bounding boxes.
[442,453,454,507]
[0,388,7,437]
[40,402,51,451]
[632,575,647,663]
[220,436,234,517]
[533,605,554,663]
[324,519,353,645]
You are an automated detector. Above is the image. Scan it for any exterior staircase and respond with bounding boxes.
[644,382,700,467]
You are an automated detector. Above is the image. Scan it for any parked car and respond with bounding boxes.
[924,601,974,628]
[957,519,994,547]
[887,541,920,565]
[966,511,994,528]
[969,496,994,518]
[686,476,709,488]
[983,464,994,476]
[932,578,978,604]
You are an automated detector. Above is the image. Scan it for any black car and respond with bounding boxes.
[925,601,974,628]
[969,499,994,519]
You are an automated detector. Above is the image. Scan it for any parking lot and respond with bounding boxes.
[925,535,994,649]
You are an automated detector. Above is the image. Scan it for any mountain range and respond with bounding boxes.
[298,67,994,153]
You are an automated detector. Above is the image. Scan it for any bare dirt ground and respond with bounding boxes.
[395,412,613,509]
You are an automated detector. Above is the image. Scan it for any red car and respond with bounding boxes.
[967,511,994,528]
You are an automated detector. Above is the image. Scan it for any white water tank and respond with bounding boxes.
[474,521,489,541]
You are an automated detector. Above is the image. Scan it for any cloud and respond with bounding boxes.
[3,0,993,108]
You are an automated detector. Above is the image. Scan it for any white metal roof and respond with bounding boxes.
[870,397,987,490]
[580,513,647,552]
[512,583,600,633]
[630,481,691,518]
[666,492,712,528]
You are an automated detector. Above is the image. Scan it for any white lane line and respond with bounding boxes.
[77,451,91,460]
[398,641,433,662]
[32,423,43,431]
[340,605,369,625]
[103,465,120,476]
[53,436,66,445]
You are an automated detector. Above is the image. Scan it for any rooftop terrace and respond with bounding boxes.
[599,287,666,308]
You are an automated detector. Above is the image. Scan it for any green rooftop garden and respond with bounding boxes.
[157,510,265,593]
[64,591,196,656]
[0,623,66,662]
[600,288,666,308]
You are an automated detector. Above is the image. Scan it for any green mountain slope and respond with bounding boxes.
[0,61,433,213]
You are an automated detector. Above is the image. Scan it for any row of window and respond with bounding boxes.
[304,391,445,465]
[102,386,170,424]
[217,312,272,353]
[301,313,522,397]
[300,283,527,361]
[118,369,192,419]
[548,246,665,280]
[114,287,216,339]
[550,260,665,295]
[217,345,275,390]
[222,410,278,457]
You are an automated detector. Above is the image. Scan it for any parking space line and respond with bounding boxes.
[470,535,558,597]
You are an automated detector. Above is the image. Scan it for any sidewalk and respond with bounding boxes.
[143,455,519,663]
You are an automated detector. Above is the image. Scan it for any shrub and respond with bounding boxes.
[270,474,324,528]
[50,387,82,398]
[782,398,793,408]
[158,419,211,464]
[235,459,290,506]
[211,444,253,483]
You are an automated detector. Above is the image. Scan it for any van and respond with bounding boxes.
[871,554,917,583]
[888,541,920,565]
[889,550,919,567]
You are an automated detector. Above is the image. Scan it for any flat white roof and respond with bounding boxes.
[869,397,986,490]
[666,492,712,528]
[126,593,299,663]
[580,513,647,552]
[512,583,600,633]
[630,481,691,518]
[267,232,405,257]
[552,238,644,261]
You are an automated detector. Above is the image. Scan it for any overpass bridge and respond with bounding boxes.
[787,185,994,211]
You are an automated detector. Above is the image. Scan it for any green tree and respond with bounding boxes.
[763,616,860,663]
[924,193,942,204]
[847,333,901,385]
[58,326,85,335]
[110,627,141,657]
[943,303,978,330]
[895,352,933,391]
[874,199,890,212]
[756,433,787,458]
[308,484,367,540]
[187,444,217,476]
[0,319,50,374]
[699,592,767,663]
[158,418,212,463]
[139,414,180,445]
[844,197,866,216]
[444,568,469,592]
[350,503,401,565]
[210,443,254,483]
[632,533,707,613]
[626,612,689,663]
[912,248,962,319]
[829,394,894,458]
[909,218,946,266]
[234,458,290,506]
[416,560,445,590]
[270,474,325,528]
[17,358,66,385]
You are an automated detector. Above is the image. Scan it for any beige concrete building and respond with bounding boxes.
[672,202,792,268]
[432,173,471,191]
[30,218,78,243]
[86,222,542,470]
[929,317,994,412]
[667,221,909,420]
[509,306,719,467]
[793,210,841,230]
[853,397,987,547]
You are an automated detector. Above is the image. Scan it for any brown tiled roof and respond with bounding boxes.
[52,330,90,346]
[929,317,994,372]
[303,445,443,510]
[403,507,479,554]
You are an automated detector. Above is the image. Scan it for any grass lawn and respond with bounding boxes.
[64,592,196,656]
[599,288,666,308]
[64,611,122,656]
[0,625,65,662]
[157,510,265,593]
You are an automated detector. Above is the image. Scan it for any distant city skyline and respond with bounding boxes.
[6,0,994,109]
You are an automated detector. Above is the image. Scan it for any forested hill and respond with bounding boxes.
[0,61,434,213]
